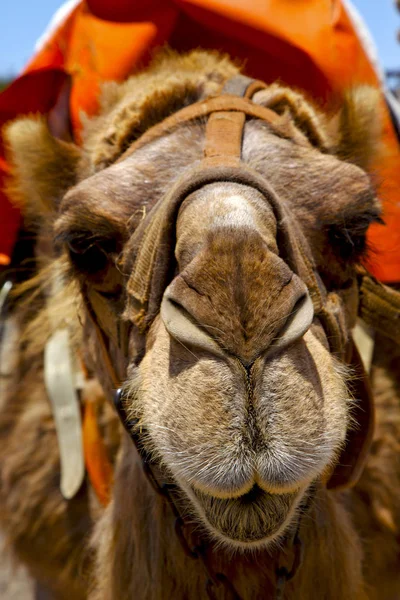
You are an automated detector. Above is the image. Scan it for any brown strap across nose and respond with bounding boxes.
[204,75,267,159]
[201,79,348,358]
[204,111,246,158]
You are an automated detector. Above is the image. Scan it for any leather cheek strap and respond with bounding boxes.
[326,276,400,490]
[358,274,400,344]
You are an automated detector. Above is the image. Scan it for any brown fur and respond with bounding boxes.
[4,117,82,215]
[0,50,398,599]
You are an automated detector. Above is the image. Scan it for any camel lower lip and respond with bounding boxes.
[191,484,299,544]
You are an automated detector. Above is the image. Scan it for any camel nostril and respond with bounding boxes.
[160,293,225,358]
[161,280,313,364]
[267,292,314,357]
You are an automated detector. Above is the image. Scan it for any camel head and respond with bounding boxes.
[5,52,383,549]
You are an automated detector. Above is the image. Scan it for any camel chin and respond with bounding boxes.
[181,479,308,549]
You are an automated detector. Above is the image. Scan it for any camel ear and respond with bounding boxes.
[328,86,383,171]
[4,116,82,218]
[253,84,331,151]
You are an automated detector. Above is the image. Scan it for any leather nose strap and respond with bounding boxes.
[204,111,245,158]
[204,75,268,159]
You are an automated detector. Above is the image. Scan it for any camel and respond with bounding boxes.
[1,50,400,600]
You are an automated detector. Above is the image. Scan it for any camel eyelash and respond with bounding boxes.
[326,208,384,262]
[56,230,120,275]
[68,242,110,274]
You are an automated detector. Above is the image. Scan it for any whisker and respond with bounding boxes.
[173,336,200,360]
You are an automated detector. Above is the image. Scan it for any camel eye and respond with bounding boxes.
[68,242,108,274]
[66,236,118,275]
[327,208,383,263]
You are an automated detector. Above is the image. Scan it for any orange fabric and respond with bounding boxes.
[0,0,399,280]
[82,398,113,506]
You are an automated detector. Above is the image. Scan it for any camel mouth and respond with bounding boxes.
[187,483,304,547]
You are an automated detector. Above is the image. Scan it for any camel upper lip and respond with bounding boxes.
[191,482,297,506]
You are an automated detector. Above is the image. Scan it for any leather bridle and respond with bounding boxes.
[81,74,400,598]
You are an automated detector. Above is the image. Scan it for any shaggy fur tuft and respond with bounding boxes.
[4,116,82,217]
[329,86,384,170]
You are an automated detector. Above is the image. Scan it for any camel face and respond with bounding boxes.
[5,50,382,553]
[55,112,378,548]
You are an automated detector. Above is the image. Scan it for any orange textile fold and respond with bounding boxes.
[0,0,399,280]
[82,397,114,506]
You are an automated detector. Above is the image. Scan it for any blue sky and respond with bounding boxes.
[1,1,399,77]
